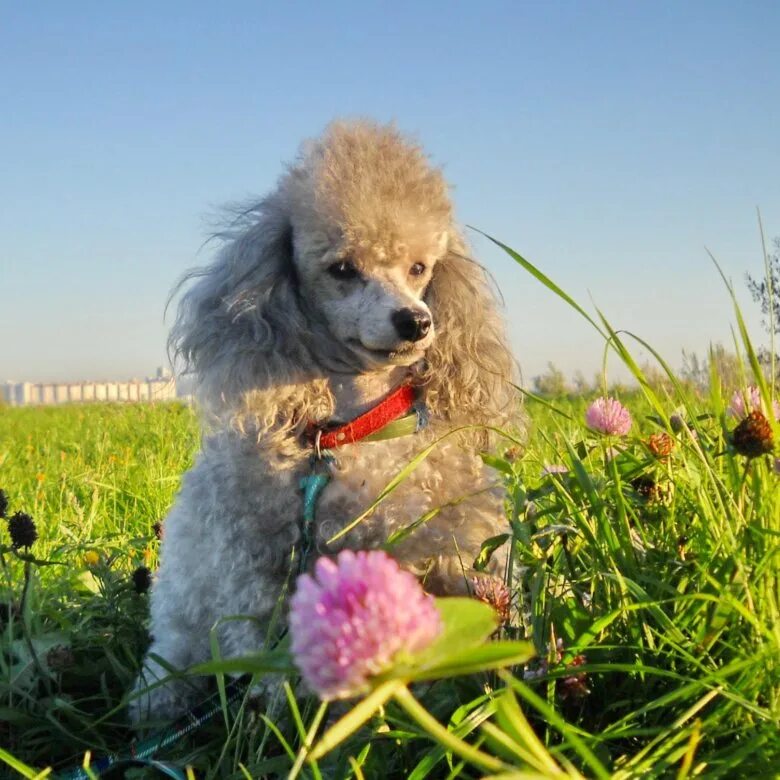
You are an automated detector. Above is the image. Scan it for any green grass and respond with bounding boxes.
[1,245,779,778]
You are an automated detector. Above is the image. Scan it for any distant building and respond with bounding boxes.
[2,372,180,407]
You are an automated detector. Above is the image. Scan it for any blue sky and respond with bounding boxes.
[2,2,779,386]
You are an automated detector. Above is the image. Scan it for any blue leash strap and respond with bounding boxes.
[297,453,335,573]
[56,675,251,779]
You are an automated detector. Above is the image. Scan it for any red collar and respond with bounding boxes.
[306,383,418,451]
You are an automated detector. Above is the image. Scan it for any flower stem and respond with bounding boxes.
[289,701,328,780]
[393,685,506,773]
[20,560,49,693]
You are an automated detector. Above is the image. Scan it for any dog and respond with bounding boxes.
[131,119,519,721]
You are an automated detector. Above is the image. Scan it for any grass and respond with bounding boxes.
[1,242,779,778]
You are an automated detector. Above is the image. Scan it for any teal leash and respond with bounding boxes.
[298,451,335,574]
[56,674,251,779]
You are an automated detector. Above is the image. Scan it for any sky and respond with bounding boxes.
[2,1,779,387]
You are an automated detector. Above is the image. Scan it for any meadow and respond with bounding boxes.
[1,245,779,779]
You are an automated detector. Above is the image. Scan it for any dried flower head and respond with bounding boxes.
[504,446,521,463]
[0,490,8,519]
[732,410,774,458]
[585,397,632,436]
[132,565,153,594]
[632,476,673,505]
[152,521,164,540]
[7,512,37,550]
[289,550,441,700]
[728,386,780,421]
[559,654,590,700]
[647,432,674,460]
[472,576,511,624]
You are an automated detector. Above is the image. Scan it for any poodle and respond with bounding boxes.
[131,119,519,721]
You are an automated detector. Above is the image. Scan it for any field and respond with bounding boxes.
[1,253,779,778]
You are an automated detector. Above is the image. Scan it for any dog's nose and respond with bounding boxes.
[392,308,432,342]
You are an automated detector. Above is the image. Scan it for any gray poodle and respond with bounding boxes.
[132,119,519,721]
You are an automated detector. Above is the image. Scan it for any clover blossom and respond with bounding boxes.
[585,397,632,436]
[289,550,441,700]
[728,386,780,420]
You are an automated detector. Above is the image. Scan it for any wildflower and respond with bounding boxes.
[289,550,441,700]
[35,473,45,483]
[585,397,632,436]
[523,638,588,699]
[559,654,590,700]
[132,565,153,594]
[472,576,511,624]
[728,386,780,420]
[541,464,568,476]
[504,446,521,462]
[647,432,674,460]
[0,490,8,518]
[523,661,547,681]
[7,512,37,550]
[732,410,774,458]
[83,551,100,567]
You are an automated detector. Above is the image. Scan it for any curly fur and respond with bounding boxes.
[132,120,520,721]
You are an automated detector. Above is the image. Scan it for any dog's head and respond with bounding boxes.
[285,121,454,371]
[171,120,516,435]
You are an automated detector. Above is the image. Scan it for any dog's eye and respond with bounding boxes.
[409,262,426,277]
[328,261,360,280]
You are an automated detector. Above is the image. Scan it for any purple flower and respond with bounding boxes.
[728,386,780,420]
[289,550,441,700]
[585,397,632,436]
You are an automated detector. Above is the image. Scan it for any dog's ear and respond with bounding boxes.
[169,194,309,410]
[421,231,518,436]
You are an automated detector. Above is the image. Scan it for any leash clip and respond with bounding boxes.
[414,402,430,432]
